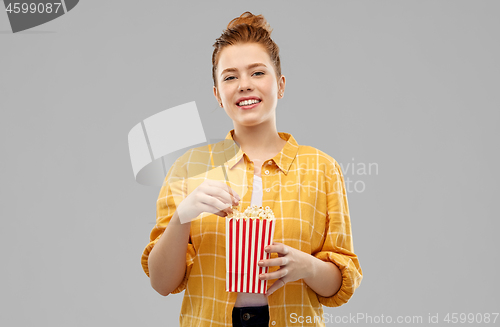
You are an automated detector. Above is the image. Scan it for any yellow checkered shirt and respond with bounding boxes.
[142,130,363,326]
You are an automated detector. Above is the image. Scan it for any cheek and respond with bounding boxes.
[263,79,277,96]
[221,87,235,103]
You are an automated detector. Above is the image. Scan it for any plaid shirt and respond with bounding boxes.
[142,130,363,326]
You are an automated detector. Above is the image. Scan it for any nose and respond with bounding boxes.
[238,74,253,92]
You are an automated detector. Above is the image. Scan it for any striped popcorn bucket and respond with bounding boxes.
[226,217,276,294]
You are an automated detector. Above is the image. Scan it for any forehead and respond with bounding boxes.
[217,43,272,73]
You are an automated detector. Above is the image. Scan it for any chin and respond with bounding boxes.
[238,119,267,127]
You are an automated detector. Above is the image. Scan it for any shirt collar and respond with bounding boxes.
[223,129,299,175]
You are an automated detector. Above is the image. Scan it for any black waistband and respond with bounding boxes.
[233,305,269,312]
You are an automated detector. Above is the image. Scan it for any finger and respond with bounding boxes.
[258,257,288,268]
[198,203,231,217]
[225,185,241,202]
[266,279,285,297]
[220,181,241,202]
[200,194,234,215]
[208,200,233,214]
[203,184,239,208]
[203,208,228,217]
[204,192,232,210]
[260,268,288,281]
[264,243,289,255]
[207,180,241,202]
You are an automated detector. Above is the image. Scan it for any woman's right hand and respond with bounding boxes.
[176,179,241,223]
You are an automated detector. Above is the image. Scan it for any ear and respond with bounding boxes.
[213,85,221,103]
[278,75,286,98]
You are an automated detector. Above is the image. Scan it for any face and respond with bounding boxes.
[213,43,285,128]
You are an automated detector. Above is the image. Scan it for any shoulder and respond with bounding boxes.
[296,145,341,171]
[173,139,226,167]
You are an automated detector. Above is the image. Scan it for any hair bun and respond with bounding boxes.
[227,11,273,34]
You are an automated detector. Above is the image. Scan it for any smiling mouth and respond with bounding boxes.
[237,99,261,107]
[237,101,261,110]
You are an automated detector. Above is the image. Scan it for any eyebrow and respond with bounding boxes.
[220,63,268,76]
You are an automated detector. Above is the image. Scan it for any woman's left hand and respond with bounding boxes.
[258,241,313,296]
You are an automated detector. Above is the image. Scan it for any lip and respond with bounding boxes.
[237,101,261,110]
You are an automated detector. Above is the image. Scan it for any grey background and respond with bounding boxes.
[1,1,499,326]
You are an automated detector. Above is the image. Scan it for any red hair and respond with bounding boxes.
[212,11,282,87]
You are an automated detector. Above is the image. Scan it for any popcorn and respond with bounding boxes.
[226,205,276,294]
[227,205,275,220]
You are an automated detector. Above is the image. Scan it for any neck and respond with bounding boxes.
[232,121,283,155]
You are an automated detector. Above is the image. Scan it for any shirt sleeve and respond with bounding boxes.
[141,153,196,294]
[313,159,363,307]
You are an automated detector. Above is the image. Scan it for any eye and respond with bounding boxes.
[253,71,264,76]
[224,76,235,81]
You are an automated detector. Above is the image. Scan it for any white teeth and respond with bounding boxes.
[238,99,260,106]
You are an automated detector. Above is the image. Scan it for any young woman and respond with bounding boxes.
[142,12,363,327]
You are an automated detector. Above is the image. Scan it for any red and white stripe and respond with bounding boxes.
[226,217,276,293]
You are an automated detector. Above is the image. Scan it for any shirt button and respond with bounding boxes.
[267,160,273,165]
[272,321,276,326]
[266,188,270,192]
[264,170,270,175]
